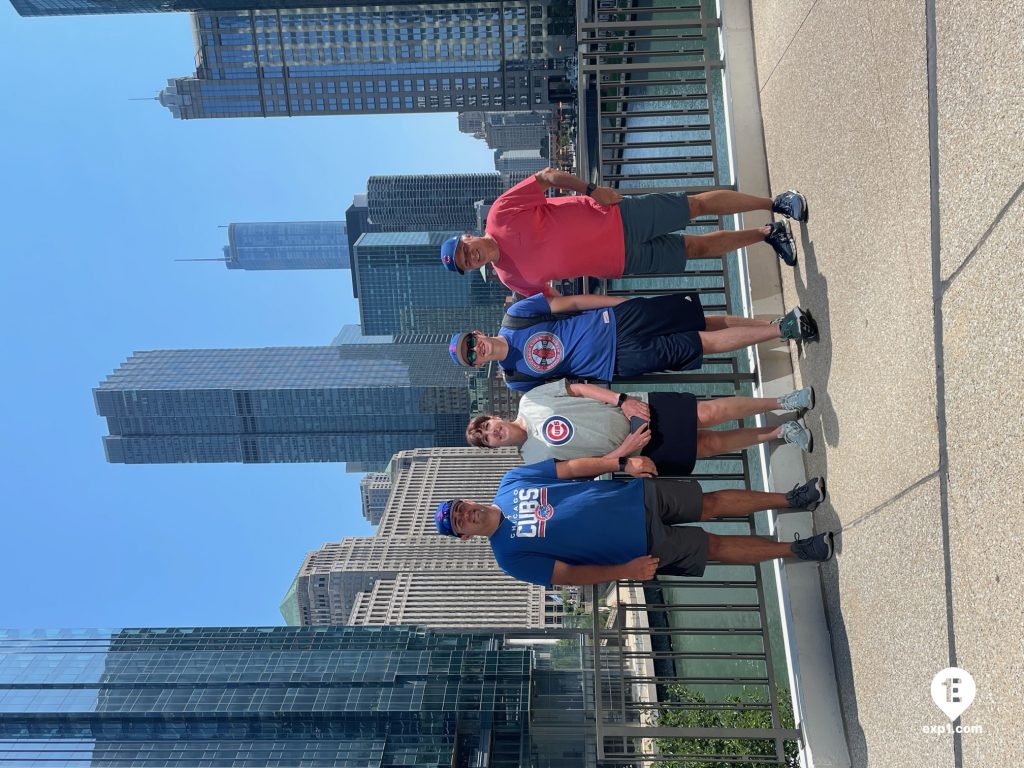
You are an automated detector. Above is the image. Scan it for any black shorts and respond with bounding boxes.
[640,392,698,475]
[643,479,709,577]
[613,293,707,375]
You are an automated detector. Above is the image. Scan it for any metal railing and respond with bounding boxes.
[575,0,801,764]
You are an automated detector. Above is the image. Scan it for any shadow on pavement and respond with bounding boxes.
[794,225,869,768]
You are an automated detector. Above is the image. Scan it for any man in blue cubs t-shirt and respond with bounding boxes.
[446,291,818,392]
[433,455,836,587]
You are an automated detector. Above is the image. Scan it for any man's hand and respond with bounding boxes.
[615,423,652,458]
[623,555,660,581]
[620,397,650,421]
[591,186,624,206]
[624,456,658,478]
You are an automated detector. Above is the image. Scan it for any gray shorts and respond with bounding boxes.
[643,478,709,577]
[619,192,691,275]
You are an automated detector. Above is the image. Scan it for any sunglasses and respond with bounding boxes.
[464,333,478,364]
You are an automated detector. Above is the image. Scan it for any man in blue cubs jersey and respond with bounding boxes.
[447,291,819,392]
[433,456,835,587]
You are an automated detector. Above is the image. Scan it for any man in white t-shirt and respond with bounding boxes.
[466,379,816,475]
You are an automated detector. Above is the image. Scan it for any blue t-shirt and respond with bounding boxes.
[498,294,617,392]
[489,459,647,587]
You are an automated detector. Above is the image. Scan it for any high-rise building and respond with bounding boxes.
[359,470,391,524]
[352,231,508,335]
[158,2,576,120]
[10,0,354,15]
[184,217,357,273]
[495,148,548,178]
[330,324,392,345]
[367,173,505,232]
[469,361,523,420]
[459,110,553,152]
[94,344,480,468]
[0,625,598,768]
[343,194,378,299]
[221,221,349,270]
[280,447,566,630]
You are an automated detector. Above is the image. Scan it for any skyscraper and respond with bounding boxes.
[359,470,391,524]
[158,2,576,120]
[352,231,509,335]
[10,0,359,15]
[366,173,505,231]
[94,344,480,467]
[221,221,349,270]
[0,626,597,768]
[281,447,566,629]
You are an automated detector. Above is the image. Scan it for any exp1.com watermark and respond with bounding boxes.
[923,667,983,734]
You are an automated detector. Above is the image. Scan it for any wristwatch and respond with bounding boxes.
[616,392,628,407]
[618,456,628,472]
[585,182,596,197]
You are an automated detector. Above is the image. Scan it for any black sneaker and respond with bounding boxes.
[786,477,825,511]
[791,531,835,562]
[775,306,819,342]
[765,220,797,267]
[773,190,809,223]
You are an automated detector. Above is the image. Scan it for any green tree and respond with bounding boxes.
[655,686,800,768]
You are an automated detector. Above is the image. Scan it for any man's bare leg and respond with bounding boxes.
[706,532,793,563]
[683,225,771,259]
[703,315,772,330]
[698,323,782,354]
[689,191,772,217]
[700,489,789,520]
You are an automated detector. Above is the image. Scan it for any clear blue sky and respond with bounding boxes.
[0,6,495,628]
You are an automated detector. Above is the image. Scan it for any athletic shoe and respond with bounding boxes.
[779,420,813,453]
[791,531,834,562]
[786,477,826,511]
[777,386,814,413]
[765,220,797,266]
[772,190,809,223]
[775,306,819,342]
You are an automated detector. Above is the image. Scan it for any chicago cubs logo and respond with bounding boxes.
[541,415,574,446]
[511,487,554,537]
[523,331,563,373]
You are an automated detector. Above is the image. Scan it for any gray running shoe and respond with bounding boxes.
[791,531,834,561]
[779,420,813,452]
[786,477,826,511]
[765,220,797,266]
[772,189,809,223]
[777,386,814,413]
[775,306,819,342]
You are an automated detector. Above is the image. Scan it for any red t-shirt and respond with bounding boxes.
[485,177,626,296]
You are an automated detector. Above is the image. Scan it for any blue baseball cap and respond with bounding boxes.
[435,499,459,537]
[439,236,463,274]
[448,332,472,367]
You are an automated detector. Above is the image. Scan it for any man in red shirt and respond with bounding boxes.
[439,168,808,296]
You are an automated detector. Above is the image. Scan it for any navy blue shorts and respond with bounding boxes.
[619,192,690,274]
[612,293,706,376]
[641,392,698,475]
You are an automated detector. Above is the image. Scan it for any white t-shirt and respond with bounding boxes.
[517,379,648,463]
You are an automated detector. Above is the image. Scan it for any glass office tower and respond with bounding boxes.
[223,221,350,270]
[9,0,364,15]
[0,626,597,767]
[366,174,505,232]
[352,232,508,336]
[158,2,576,119]
[94,344,479,466]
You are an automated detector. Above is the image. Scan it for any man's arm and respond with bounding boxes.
[551,556,660,585]
[534,168,624,206]
[555,455,657,479]
[547,294,627,313]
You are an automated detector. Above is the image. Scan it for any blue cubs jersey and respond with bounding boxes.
[489,459,647,587]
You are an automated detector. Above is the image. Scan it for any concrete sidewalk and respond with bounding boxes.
[749,1,1023,766]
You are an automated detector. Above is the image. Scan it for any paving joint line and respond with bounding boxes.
[925,0,962,765]
[838,470,940,533]
[942,180,1024,290]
